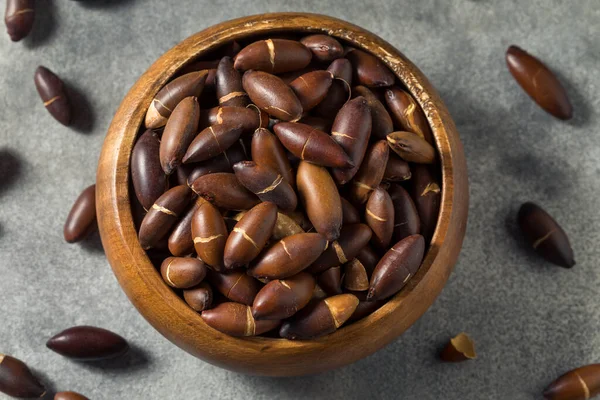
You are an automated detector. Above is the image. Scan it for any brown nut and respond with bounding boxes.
[242,70,303,121]
[271,212,305,240]
[233,161,297,211]
[312,58,353,118]
[346,48,395,87]
[248,233,328,279]
[308,223,373,274]
[46,326,129,360]
[64,184,96,243]
[343,259,370,291]
[160,256,207,289]
[252,272,315,320]
[131,129,168,210]
[5,0,35,41]
[234,39,312,74]
[317,266,343,296]
[349,140,389,205]
[341,197,361,225]
[279,294,359,340]
[356,245,380,276]
[388,184,421,242]
[177,143,247,186]
[223,202,278,269]
[367,234,425,301]
[0,354,46,398]
[385,87,434,144]
[54,391,89,400]
[330,96,372,184]
[200,105,268,133]
[410,164,441,242]
[167,197,208,257]
[506,45,572,120]
[190,172,260,210]
[326,57,353,82]
[543,364,600,400]
[159,96,200,175]
[440,332,477,362]
[365,186,395,249]
[300,34,344,62]
[273,122,353,168]
[290,70,334,111]
[353,85,394,140]
[182,123,244,164]
[183,282,213,312]
[384,154,411,182]
[34,66,71,126]
[518,202,575,268]
[145,70,208,129]
[387,131,435,164]
[201,302,280,337]
[207,270,261,305]
[297,161,343,241]
[215,56,249,107]
[191,199,228,270]
[139,185,193,250]
[251,127,295,188]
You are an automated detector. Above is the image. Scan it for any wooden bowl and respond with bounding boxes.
[97,12,468,376]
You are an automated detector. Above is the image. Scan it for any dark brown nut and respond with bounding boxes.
[331,96,372,184]
[341,197,361,225]
[251,127,295,188]
[387,131,435,164]
[346,48,395,87]
[317,266,343,296]
[216,56,249,107]
[145,71,208,129]
[191,199,228,270]
[356,245,380,275]
[55,391,89,400]
[252,272,315,320]
[46,326,129,360]
[347,291,385,323]
[297,116,332,132]
[200,105,269,133]
[349,140,389,205]
[224,202,278,269]
[279,294,359,340]
[327,58,353,83]
[177,143,247,186]
[168,197,208,256]
[207,270,261,305]
[289,70,333,111]
[410,164,440,242]
[353,85,394,139]
[384,154,411,182]
[248,233,328,279]
[343,259,370,291]
[385,87,434,144]
[274,122,353,168]
[233,161,297,211]
[367,234,425,301]
[190,172,260,210]
[365,186,395,249]
[308,223,373,274]
[34,66,71,126]
[182,123,244,164]
[183,282,213,312]
[388,184,421,242]
[440,332,477,362]
[297,161,343,241]
[159,96,200,175]
[313,79,348,118]
[202,302,280,337]
[506,45,573,120]
[177,60,218,86]
[518,202,575,268]
[0,354,45,398]
[160,256,207,289]
[64,184,96,243]
[5,0,34,41]
[543,364,600,400]
[132,129,168,210]
[234,39,312,74]
[139,185,193,250]
[272,212,304,240]
[242,70,303,121]
[299,34,344,62]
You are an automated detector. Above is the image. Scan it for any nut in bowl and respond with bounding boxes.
[97,12,468,376]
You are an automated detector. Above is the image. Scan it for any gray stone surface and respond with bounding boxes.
[1,1,599,399]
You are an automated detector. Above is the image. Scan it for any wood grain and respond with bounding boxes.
[96,12,469,376]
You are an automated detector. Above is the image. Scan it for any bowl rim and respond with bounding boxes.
[97,12,469,376]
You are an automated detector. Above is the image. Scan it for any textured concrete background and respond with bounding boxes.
[1,1,599,399]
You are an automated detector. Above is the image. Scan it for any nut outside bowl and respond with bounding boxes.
[97,12,468,376]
